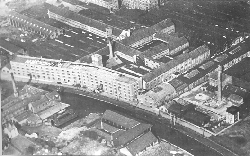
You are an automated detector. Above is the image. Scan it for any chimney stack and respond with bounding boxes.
[106,27,113,59]
[217,65,222,104]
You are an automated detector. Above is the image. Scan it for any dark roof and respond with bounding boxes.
[183,110,210,126]
[9,11,60,35]
[45,91,60,101]
[156,56,172,63]
[44,3,123,37]
[113,123,152,147]
[126,131,157,156]
[0,39,24,54]
[167,102,183,115]
[102,110,140,129]
[226,106,240,114]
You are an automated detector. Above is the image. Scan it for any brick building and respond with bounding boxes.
[122,0,159,10]
[8,11,63,39]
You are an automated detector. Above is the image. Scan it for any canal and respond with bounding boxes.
[61,92,222,156]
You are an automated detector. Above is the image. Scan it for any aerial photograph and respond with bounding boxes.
[1,0,250,155]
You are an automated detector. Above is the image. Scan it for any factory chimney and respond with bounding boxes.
[106,27,114,58]
[10,73,18,97]
[217,65,222,104]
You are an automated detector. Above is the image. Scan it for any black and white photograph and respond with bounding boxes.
[1,0,250,155]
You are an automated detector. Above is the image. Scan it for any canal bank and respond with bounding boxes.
[1,76,224,156]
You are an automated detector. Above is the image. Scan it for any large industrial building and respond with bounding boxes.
[8,55,141,103]
[45,2,123,40]
[122,0,159,10]
[8,11,63,39]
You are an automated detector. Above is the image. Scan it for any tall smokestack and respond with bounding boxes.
[106,27,113,58]
[10,73,18,97]
[217,65,222,104]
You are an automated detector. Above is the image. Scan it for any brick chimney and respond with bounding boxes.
[217,65,222,104]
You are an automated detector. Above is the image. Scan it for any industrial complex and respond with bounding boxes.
[2,0,250,156]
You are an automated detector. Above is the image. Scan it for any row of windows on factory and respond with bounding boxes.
[224,53,248,71]
[132,36,154,48]
[10,19,53,34]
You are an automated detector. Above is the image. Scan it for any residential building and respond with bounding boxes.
[8,11,63,39]
[45,3,123,39]
[122,0,159,10]
[9,55,140,103]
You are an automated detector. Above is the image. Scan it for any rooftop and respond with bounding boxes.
[126,131,158,156]
[113,123,152,147]
[102,110,140,129]
[142,83,176,103]
[11,55,138,83]
[9,11,60,35]
[44,3,123,37]
[121,18,174,46]
[37,101,70,120]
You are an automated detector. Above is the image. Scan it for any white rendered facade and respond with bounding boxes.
[9,55,140,103]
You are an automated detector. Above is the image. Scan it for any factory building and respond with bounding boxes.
[9,55,140,103]
[8,11,63,39]
[137,82,176,109]
[121,18,175,48]
[122,0,159,10]
[45,3,123,40]
[142,45,210,90]
[79,0,121,11]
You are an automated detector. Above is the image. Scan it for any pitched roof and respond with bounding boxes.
[126,131,157,156]
[44,3,123,37]
[113,123,152,147]
[121,19,174,46]
[142,59,178,82]
[102,110,140,129]
[45,91,61,101]
[94,41,142,57]
[142,43,169,58]
[9,11,60,35]
[151,18,174,32]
